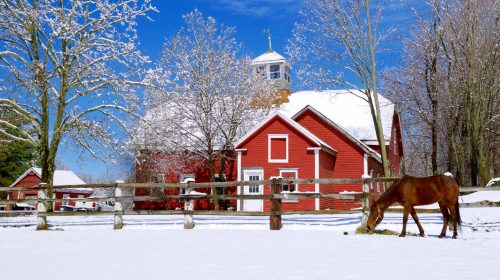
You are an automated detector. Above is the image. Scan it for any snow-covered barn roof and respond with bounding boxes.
[251,50,288,65]
[9,167,90,193]
[234,111,336,155]
[279,89,395,143]
[293,105,381,162]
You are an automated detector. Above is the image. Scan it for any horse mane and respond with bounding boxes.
[376,177,404,207]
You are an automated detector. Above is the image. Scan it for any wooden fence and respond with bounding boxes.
[1,177,499,230]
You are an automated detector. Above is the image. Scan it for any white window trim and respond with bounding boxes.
[269,64,281,80]
[279,169,299,203]
[268,134,289,163]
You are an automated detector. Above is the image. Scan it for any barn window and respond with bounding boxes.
[213,174,226,195]
[280,169,298,203]
[268,134,288,163]
[269,64,281,79]
[150,174,165,183]
[279,169,298,192]
[62,194,70,206]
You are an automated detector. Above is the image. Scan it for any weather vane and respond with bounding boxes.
[263,29,272,52]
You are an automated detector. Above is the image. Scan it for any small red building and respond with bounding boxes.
[6,167,92,211]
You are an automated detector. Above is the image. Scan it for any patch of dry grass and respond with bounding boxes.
[355,227,399,235]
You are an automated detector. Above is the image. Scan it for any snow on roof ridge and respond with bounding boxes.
[252,50,287,64]
[280,89,394,142]
[9,167,86,188]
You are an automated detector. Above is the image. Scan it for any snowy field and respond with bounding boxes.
[1,193,500,280]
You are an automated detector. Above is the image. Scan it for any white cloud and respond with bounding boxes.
[207,0,303,18]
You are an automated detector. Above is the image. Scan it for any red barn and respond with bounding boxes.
[234,112,336,212]
[134,89,403,212]
[235,89,403,211]
[133,151,237,210]
[6,167,92,211]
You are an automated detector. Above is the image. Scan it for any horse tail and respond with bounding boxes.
[455,199,462,230]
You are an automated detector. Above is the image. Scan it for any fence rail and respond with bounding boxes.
[1,177,499,230]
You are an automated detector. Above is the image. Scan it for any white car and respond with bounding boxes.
[96,201,114,211]
[486,178,500,187]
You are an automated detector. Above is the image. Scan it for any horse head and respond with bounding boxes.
[366,202,384,230]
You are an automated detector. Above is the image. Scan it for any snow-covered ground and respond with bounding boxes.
[1,192,499,280]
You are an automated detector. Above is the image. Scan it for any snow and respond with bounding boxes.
[33,167,90,192]
[280,89,395,141]
[8,167,90,193]
[1,205,500,280]
[9,167,87,188]
[251,50,287,64]
[408,191,500,210]
[461,191,500,203]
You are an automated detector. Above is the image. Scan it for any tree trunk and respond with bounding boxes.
[366,0,390,177]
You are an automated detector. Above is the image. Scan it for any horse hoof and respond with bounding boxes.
[452,236,457,239]
[438,235,445,238]
[419,233,425,237]
[399,234,405,237]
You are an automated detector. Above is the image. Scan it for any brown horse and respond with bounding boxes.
[366,175,461,238]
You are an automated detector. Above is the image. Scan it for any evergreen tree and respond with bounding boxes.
[0,111,39,198]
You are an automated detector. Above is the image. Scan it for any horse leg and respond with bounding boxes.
[438,202,450,238]
[410,207,425,237]
[448,202,458,239]
[400,206,410,237]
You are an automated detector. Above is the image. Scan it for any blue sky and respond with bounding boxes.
[60,0,427,181]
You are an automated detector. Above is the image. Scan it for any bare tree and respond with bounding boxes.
[288,0,392,176]
[441,0,499,185]
[132,10,274,208]
[384,1,447,176]
[0,0,156,200]
[385,0,499,185]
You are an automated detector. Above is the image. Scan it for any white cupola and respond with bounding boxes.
[251,32,291,91]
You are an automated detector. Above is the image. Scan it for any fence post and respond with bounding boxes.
[36,183,48,230]
[183,179,195,229]
[361,175,371,227]
[270,178,282,230]
[113,182,124,230]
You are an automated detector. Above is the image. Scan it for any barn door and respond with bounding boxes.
[243,170,263,212]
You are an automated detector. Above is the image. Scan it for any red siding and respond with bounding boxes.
[238,116,320,211]
[295,110,366,210]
